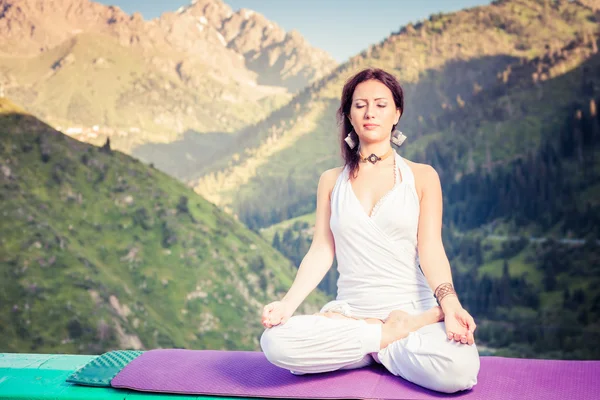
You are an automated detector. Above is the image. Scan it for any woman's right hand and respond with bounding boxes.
[261,301,293,328]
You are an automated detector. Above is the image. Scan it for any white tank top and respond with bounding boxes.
[329,149,436,319]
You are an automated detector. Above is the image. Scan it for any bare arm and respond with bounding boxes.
[416,165,462,312]
[281,169,338,312]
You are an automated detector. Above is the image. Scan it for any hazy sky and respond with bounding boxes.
[97,0,493,62]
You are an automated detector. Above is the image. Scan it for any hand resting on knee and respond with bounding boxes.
[262,300,295,328]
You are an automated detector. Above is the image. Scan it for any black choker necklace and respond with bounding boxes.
[359,147,394,164]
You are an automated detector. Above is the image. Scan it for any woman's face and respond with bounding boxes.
[348,79,401,144]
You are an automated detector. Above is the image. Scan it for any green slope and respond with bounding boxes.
[260,212,316,245]
[0,98,328,354]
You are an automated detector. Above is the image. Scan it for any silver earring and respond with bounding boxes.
[391,129,407,147]
[344,131,357,149]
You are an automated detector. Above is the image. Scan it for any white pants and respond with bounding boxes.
[260,299,480,394]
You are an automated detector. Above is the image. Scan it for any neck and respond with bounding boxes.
[357,144,395,167]
[358,142,392,156]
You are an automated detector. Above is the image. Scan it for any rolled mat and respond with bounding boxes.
[109,349,600,399]
[65,350,144,387]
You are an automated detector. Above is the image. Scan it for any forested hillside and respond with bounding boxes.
[0,98,328,354]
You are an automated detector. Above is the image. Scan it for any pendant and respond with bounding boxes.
[366,154,380,164]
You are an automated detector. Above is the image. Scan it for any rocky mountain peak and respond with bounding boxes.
[224,10,286,53]
[0,0,337,133]
[168,0,336,90]
[284,29,306,45]
[176,0,234,27]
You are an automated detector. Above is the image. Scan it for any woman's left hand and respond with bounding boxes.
[443,306,476,345]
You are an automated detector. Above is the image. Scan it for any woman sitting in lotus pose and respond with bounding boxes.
[260,67,480,394]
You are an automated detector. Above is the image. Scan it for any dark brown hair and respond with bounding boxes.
[336,68,404,179]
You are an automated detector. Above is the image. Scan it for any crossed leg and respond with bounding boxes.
[313,306,445,348]
[262,305,478,393]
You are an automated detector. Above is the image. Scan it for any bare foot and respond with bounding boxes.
[380,306,444,349]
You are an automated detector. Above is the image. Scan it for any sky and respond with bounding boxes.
[96,0,493,62]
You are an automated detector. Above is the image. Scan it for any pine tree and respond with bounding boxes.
[501,259,511,307]
[100,137,111,153]
[272,232,281,251]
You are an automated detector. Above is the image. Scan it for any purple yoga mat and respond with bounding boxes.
[110,349,600,399]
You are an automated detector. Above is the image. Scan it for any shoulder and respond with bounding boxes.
[318,166,345,199]
[402,158,440,201]
[321,166,345,181]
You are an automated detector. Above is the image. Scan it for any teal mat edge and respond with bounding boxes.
[0,353,261,399]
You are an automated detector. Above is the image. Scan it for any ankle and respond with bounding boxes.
[380,316,411,349]
[428,306,444,323]
[380,323,400,349]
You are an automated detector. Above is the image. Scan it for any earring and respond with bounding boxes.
[391,129,407,147]
[344,131,357,149]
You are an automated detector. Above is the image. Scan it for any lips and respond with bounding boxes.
[363,124,379,128]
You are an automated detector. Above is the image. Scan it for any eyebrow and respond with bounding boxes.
[354,97,388,101]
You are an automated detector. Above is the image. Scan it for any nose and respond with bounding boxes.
[364,105,375,119]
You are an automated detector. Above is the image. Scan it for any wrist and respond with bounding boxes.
[434,282,459,308]
[281,297,298,312]
[439,294,461,311]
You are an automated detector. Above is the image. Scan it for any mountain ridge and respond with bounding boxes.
[187,0,599,226]
[0,0,337,152]
[0,0,336,91]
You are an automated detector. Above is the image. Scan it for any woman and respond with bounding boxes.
[260,68,480,394]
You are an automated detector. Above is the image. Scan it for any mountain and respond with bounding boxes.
[0,0,337,152]
[175,1,336,91]
[236,0,600,359]
[0,98,328,354]
[190,0,600,228]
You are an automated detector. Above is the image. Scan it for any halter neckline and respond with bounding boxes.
[346,151,407,219]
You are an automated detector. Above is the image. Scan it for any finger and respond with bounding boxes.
[271,310,282,323]
[459,314,470,329]
[270,311,283,325]
[271,315,284,327]
[453,332,462,342]
[266,317,278,328]
[446,331,454,340]
[470,321,477,333]
[462,313,476,331]
[261,314,271,327]
[262,304,273,319]
[460,335,468,344]
[263,309,276,327]
[467,330,475,345]
[263,313,273,326]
